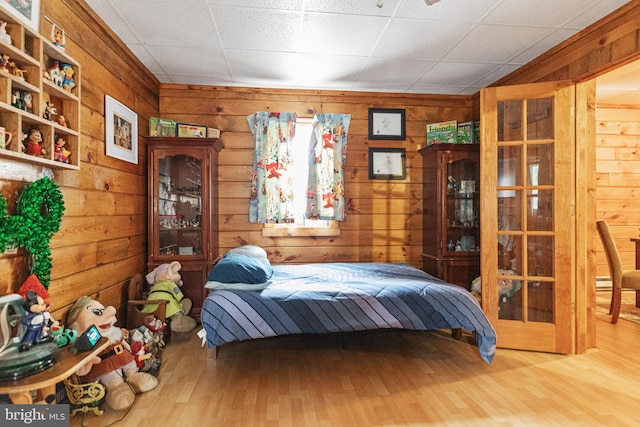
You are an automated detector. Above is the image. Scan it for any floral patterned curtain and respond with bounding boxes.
[306,114,351,221]
[247,112,297,223]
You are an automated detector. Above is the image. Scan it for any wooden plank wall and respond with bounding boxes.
[159,86,473,267]
[0,0,159,323]
[595,105,640,277]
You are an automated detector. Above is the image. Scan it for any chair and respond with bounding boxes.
[596,220,640,323]
[127,273,169,330]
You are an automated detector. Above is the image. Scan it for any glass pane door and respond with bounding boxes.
[497,98,555,322]
[481,81,574,354]
[157,154,203,257]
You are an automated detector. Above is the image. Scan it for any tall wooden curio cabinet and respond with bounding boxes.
[419,144,480,289]
[147,137,223,321]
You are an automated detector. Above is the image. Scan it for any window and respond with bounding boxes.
[262,118,339,237]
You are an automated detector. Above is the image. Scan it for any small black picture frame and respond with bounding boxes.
[368,147,406,180]
[368,108,406,140]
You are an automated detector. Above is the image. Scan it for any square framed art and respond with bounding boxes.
[105,95,138,164]
[368,147,406,180]
[368,108,406,140]
[0,0,40,31]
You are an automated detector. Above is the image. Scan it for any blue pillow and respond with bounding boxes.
[207,253,273,284]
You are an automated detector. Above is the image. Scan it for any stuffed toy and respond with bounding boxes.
[471,269,522,305]
[67,296,158,411]
[144,261,196,333]
[129,329,152,369]
[145,317,167,352]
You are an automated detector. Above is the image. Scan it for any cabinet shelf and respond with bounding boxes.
[420,143,480,289]
[148,137,223,321]
[0,9,81,170]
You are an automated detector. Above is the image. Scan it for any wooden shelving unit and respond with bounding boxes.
[0,9,81,170]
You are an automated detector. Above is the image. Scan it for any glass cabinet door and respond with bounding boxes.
[156,152,205,258]
[445,156,479,255]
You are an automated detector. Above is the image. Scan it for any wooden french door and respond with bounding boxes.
[480,81,575,354]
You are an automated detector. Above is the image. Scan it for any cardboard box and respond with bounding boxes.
[457,121,474,144]
[207,128,221,138]
[149,117,177,137]
[426,120,457,145]
[177,123,207,138]
[473,121,480,144]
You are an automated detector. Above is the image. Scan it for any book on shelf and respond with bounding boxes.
[426,120,457,145]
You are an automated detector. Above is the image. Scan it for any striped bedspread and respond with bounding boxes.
[201,262,497,364]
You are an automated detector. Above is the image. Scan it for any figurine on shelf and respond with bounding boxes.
[23,92,32,113]
[54,135,70,163]
[43,101,57,120]
[25,128,46,157]
[447,175,457,193]
[58,115,67,127]
[0,21,11,44]
[61,63,75,92]
[0,53,8,70]
[51,24,65,50]
[7,61,25,79]
[48,60,63,87]
[11,90,24,110]
[16,275,59,352]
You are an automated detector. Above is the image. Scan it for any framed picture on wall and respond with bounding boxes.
[105,95,138,164]
[0,0,40,31]
[368,108,406,140]
[368,147,406,180]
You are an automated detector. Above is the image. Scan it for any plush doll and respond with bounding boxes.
[471,269,522,305]
[144,261,196,333]
[67,296,158,411]
[129,329,152,370]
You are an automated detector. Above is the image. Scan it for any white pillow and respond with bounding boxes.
[227,244,268,259]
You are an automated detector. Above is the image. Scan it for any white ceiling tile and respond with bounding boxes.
[350,82,413,93]
[146,45,229,76]
[101,0,219,48]
[471,64,522,88]
[126,44,163,73]
[444,24,554,63]
[85,0,139,44]
[509,28,580,65]
[416,61,498,87]
[482,0,598,27]
[299,13,388,56]
[564,0,630,29]
[208,0,303,10]
[303,0,399,16]
[395,0,501,22]
[371,18,473,60]
[358,57,436,84]
[213,6,302,51]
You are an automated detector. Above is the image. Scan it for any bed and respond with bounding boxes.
[201,262,497,364]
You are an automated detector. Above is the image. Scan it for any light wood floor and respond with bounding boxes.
[72,309,640,427]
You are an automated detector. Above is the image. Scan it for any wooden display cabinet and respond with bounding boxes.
[147,137,223,321]
[419,143,480,289]
[0,9,81,169]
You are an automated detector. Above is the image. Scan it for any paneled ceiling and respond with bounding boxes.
[85,0,634,99]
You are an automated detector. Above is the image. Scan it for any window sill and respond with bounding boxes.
[262,222,341,237]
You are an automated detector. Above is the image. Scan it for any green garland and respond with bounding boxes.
[0,195,10,251]
[0,177,65,289]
